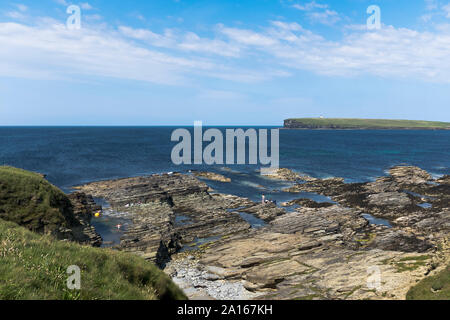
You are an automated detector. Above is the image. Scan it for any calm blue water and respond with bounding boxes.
[0,127,448,199]
[362,214,392,228]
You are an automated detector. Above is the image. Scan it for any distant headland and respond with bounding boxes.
[284,118,450,130]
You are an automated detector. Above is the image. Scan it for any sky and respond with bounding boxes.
[1,0,450,125]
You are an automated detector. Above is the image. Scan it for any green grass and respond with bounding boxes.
[0,166,186,300]
[0,219,187,300]
[399,255,432,262]
[284,118,450,129]
[382,255,432,273]
[0,166,75,233]
[293,294,321,300]
[395,255,431,273]
[406,264,450,300]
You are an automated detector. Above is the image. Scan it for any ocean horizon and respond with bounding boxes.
[1,127,448,194]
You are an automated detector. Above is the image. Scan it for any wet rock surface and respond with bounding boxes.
[191,171,231,183]
[76,173,256,266]
[283,166,449,237]
[74,173,210,206]
[77,166,449,299]
[263,168,317,182]
[282,198,335,208]
[270,205,368,243]
[239,202,286,222]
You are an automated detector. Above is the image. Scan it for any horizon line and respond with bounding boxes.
[0,124,283,127]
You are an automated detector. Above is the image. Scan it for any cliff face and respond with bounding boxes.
[0,166,101,246]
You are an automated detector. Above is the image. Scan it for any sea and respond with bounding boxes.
[1,127,448,244]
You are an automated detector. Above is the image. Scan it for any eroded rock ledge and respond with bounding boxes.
[191,171,231,183]
[76,173,273,266]
[262,168,317,182]
[77,166,449,299]
[282,166,449,236]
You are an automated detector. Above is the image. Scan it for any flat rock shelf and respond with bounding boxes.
[76,166,450,300]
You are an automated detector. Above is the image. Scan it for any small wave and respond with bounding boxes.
[430,172,444,180]
[364,176,380,183]
[218,167,242,175]
[239,180,265,189]
[101,209,131,218]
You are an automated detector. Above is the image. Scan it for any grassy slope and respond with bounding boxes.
[0,166,186,300]
[0,219,186,300]
[0,166,75,233]
[285,118,450,129]
[406,264,450,300]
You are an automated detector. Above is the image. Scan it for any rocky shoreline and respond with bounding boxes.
[191,171,232,183]
[75,166,449,300]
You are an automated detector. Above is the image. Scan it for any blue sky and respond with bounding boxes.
[1,0,450,125]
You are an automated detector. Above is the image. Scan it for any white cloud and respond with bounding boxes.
[85,14,102,21]
[264,25,450,82]
[421,13,433,22]
[425,0,438,11]
[0,21,279,85]
[5,11,26,19]
[54,0,69,6]
[292,1,340,25]
[308,9,340,25]
[292,1,328,11]
[2,10,450,86]
[443,3,450,18]
[217,21,450,83]
[420,0,450,22]
[178,31,241,57]
[436,23,450,32]
[16,4,28,12]
[80,3,93,10]
[226,21,450,83]
[0,22,211,84]
[270,21,303,31]
[53,1,94,10]
[119,26,242,57]
[218,25,278,46]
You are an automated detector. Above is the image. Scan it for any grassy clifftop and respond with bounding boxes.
[0,166,186,300]
[406,264,450,300]
[0,166,76,233]
[284,118,450,129]
[0,219,186,300]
